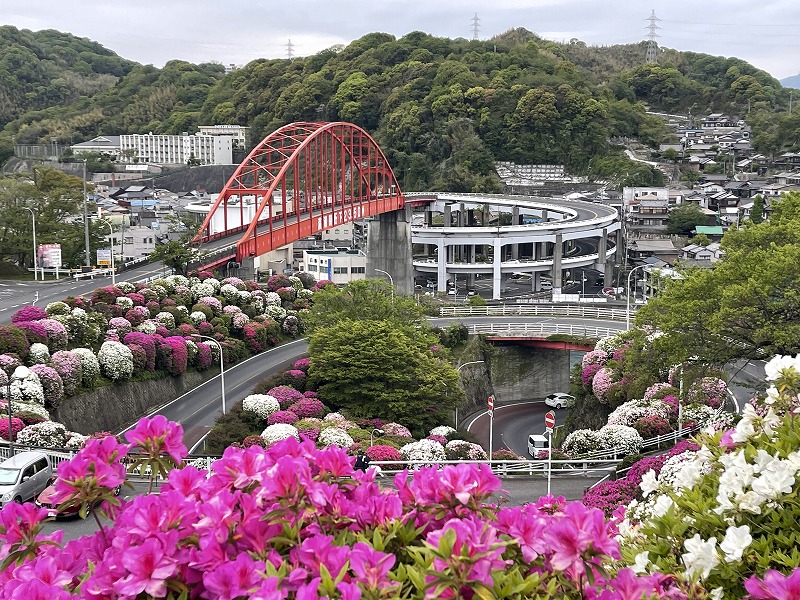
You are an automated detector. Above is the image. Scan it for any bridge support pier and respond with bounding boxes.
[367,205,414,296]
[551,233,563,292]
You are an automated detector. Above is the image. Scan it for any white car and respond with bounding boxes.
[545,393,576,409]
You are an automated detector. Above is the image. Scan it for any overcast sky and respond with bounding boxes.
[5,0,800,80]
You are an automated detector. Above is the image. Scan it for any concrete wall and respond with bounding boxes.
[366,206,414,295]
[457,343,573,419]
[53,370,215,435]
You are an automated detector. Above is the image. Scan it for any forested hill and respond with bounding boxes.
[0,27,796,191]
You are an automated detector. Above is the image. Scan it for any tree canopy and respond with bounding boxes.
[637,191,800,362]
[667,203,708,235]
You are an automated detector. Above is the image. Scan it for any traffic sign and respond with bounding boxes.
[487,395,495,412]
[544,411,556,430]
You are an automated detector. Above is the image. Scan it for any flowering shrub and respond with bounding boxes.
[39,318,68,351]
[581,361,602,385]
[72,347,100,385]
[365,444,402,461]
[15,420,67,448]
[108,316,133,337]
[323,412,357,430]
[687,376,728,408]
[294,357,310,371]
[9,365,44,405]
[643,382,678,401]
[97,340,134,381]
[14,321,48,346]
[592,367,615,403]
[29,364,64,408]
[123,332,157,371]
[268,385,305,409]
[562,428,603,456]
[607,398,672,428]
[290,397,326,418]
[267,409,300,426]
[260,423,300,443]
[27,342,50,364]
[0,416,25,440]
[633,414,673,438]
[282,314,300,335]
[11,305,47,323]
[318,426,355,448]
[155,311,176,330]
[50,351,82,396]
[0,325,30,359]
[598,424,643,455]
[444,439,488,461]
[430,425,457,437]
[115,296,134,311]
[156,336,188,376]
[400,438,447,465]
[242,394,281,420]
[384,422,413,438]
[426,434,447,445]
[582,349,609,368]
[197,295,222,314]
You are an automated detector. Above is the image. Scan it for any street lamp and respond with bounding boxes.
[5,377,13,455]
[196,335,226,414]
[22,207,37,282]
[370,428,384,446]
[82,159,91,268]
[374,269,394,303]
[626,264,649,330]
[454,360,485,427]
[85,217,116,286]
[581,269,587,298]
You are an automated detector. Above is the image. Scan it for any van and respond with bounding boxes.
[539,280,553,291]
[527,434,549,458]
[0,451,52,506]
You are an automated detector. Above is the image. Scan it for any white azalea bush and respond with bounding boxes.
[72,347,100,386]
[400,439,447,466]
[155,311,176,329]
[430,425,457,437]
[28,343,51,365]
[190,311,208,325]
[561,428,603,456]
[15,420,68,448]
[444,439,488,461]
[607,398,672,428]
[261,423,300,444]
[598,424,643,455]
[9,366,45,405]
[264,292,282,307]
[618,353,800,597]
[242,394,280,420]
[317,426,354,448]
[97,340,134,381]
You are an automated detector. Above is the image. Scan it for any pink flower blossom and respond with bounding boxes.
[125,415,187,464]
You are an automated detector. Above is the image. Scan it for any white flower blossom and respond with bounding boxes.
[242,394,280,420]
[651,494,675,518]
[261,423,300,444]
[720,525,752,562]
[640,469,659,498]
[430,425,457,437]
[317,427,354,448]
[682,534,719,581]
[764,354,797,381]
[631,551,651,574]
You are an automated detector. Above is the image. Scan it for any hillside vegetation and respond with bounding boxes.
[1,27,797,190]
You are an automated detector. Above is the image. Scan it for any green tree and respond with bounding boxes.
[150,239,204,275]
[667,204,707,235]
[750,194,765,224]
[308,320,462,433]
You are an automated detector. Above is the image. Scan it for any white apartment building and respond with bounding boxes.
[300,248,367,284]
[118,133,233,166]
[72,126,240,165]
[197,125,248,149]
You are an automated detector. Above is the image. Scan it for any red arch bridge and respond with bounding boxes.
[191,121,411,271]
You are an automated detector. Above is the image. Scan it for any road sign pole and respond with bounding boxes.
[487,395,495,463]
[547,428,553,496]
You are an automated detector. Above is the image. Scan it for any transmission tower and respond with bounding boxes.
[645,9,660,63]
[471,13,480,41]
[286,39,294,60]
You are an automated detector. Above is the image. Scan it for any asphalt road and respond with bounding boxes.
[465,400,572,458]
[119,338,310,451]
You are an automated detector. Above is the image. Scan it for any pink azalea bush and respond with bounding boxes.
[0,416,25,440]
[268,385,305,409]
[11,305,47,323]
[291,397,326,419]
[50,351,82,396]
[592,367,615,403]
[267,409,300,425]
[0,426,688,599]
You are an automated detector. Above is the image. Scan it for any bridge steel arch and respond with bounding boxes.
[192,122,404,265]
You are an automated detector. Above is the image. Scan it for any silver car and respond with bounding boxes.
[0,451,53,506]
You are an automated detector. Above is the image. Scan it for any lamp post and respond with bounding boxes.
[581,269,587,298]
[374,269,394,303]
[626,264,649,330]
[82,159,91,268]
[454,360,485,428]
[197,335,226,414]
[370,428,384,447]
[6,376,14,455]
[22,207,37,281]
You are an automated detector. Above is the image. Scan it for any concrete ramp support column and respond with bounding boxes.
[366,206,414,296]
[551,233,563,292]
[492,238,502,300]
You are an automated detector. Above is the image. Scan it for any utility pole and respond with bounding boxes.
[83,160,91,267]
[471,13,480,41]
[645,10,661,64]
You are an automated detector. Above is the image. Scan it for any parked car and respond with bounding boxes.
[36,478,122,518]
[528,434,549,458]
[544,392,576,409]
[0,451,52,506]
[539,280,553,291]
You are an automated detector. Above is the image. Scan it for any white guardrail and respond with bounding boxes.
[439,304,632,321]
[467,323,619,338]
